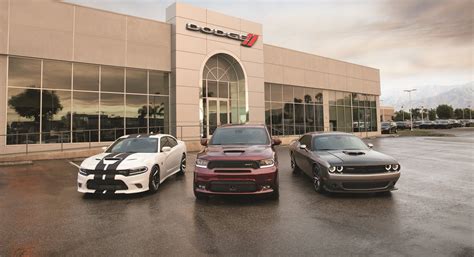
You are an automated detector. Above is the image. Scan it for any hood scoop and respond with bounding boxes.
[342,151,366,156]
[104,157,122,161]
[223,150,245,153]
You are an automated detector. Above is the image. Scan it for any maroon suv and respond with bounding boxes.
[193,124,281,200]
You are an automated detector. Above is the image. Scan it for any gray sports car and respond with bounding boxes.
[289,132,400,193]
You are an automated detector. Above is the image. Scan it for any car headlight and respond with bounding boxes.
[196,158,209,168]
[385,165,392,171]
[128,166,148,176]
[259,158,275,168]
[336,166,344,173]
[391,164,400,171]
[79,167,89,176]
[328,166,336,173]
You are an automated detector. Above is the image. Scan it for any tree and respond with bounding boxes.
[436,104,454,119]
[454,108,464,119]
[393,110,410,121]
[411,108,421,120]
[463,108,473,119]
[428,109,437,120]
[8,89,62,123]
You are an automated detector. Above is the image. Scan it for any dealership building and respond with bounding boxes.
[0,0,381,154]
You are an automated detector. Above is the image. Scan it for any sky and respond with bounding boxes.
[66,0,474,98]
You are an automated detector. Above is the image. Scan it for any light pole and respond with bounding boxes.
[404,89,417,131]
[421,106,424,121]
[401,105,404,121]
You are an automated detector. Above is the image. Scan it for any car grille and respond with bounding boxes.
[207,160,259,169]
[214,170,252,173]
[81,169,129,176]
[343,166,387,174]
[209,181,257,192]
[87,180,128,190]
[342,181,389,190]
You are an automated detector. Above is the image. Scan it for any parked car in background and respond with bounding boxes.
[419,121,436,129]
[462,119,473,127]
[78,134,187,194]
[381,121,398,134]
[395,121,410,130]
[289,132,401,194]
[451,120,462,128]
[434,120,452,129]
[413,120,422,129]
[194,124,281,200]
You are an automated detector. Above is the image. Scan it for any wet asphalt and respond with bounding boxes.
[0,129,473,257]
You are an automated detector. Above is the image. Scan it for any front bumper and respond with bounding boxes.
[77,172,149,194]
[322,171,400,193]
[194,166,278,195]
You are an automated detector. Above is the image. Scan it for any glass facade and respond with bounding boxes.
[265,83,324,136]
[6,56,170,145]
[328,91,377,132]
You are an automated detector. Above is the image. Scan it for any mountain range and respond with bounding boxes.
[380,82,474,110]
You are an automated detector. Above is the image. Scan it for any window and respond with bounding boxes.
[73,63,99,91]
[160,137,168,151]
[101,66,124,92]
[6,88,41,144]
[8,57,41,89]
[265,83,324,136]
[5,57,170,145]
[126,94,148,134]
[271,84,282,102]
[299,135,312,149]
[149,71,169,95]
[100,93,124,141]
[126,69,147,94]
[328,90,378,132]
[167,137,178,148]
[149,95,169,134]
[43,60,72,90]
[72,91,99,142]
[42,90,71,143]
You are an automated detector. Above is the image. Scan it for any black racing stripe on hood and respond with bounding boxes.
[105,153,136,171]
[95,153,116,170]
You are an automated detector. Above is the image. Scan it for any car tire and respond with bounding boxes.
[177,153,186,176]
[148,165,160,193]
[290,153,300,174]
[312,165,326,194]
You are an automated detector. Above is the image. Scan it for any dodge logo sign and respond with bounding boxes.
[186,23,259,47]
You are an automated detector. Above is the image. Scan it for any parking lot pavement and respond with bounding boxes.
[1,134,473,257]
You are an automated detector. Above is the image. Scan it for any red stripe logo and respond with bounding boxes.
[242,34,259,47]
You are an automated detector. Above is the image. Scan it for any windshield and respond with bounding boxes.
[313,135,369,151]
[209,127,270,145]
[381,122,389,126]
[106,138,158,153]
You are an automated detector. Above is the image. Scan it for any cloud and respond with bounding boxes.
[65,0,473,91]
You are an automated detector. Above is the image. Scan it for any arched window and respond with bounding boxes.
[201,54,247,137]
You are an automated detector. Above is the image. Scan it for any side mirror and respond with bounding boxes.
[272,138,282,146]
[367,143,374,149]
[200,138,208,146]
[299,144,307,150]
[162,146,171,153]
[101,146,108,151]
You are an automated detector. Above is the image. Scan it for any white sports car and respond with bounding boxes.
[77,134,187,194]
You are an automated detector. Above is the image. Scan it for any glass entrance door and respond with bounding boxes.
[207,99,230,136]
